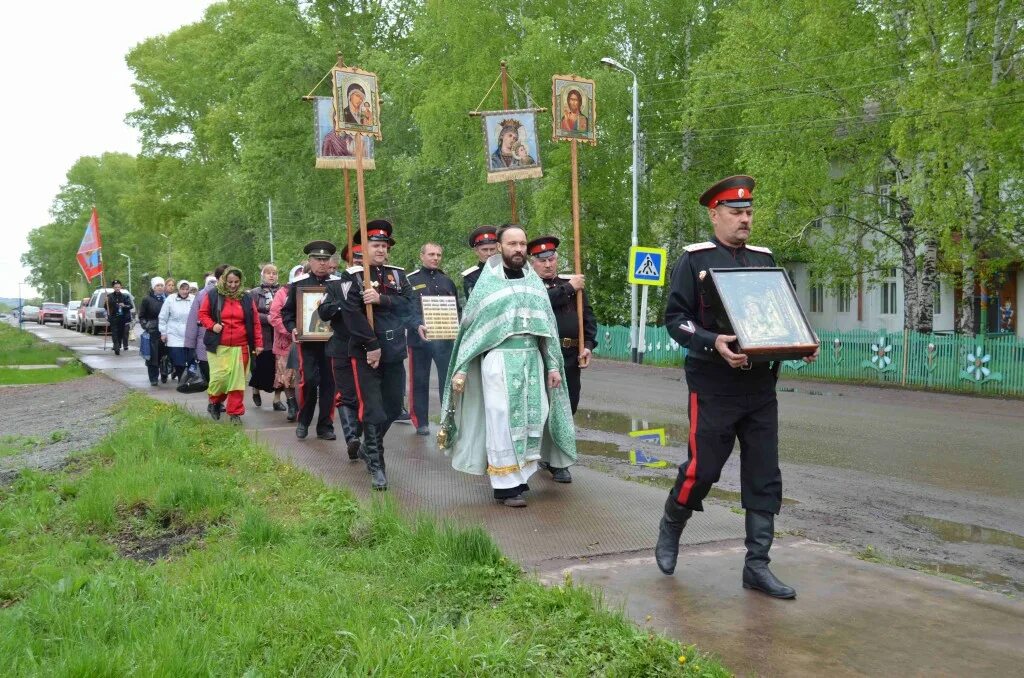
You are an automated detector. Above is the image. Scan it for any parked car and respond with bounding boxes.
[63,300,82,329]
[38,302,66,325]
[76,297,89,331]
[83,288,135,335]
[20,305,40,322]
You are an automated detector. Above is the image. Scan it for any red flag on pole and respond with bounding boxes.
[76,207,104,282]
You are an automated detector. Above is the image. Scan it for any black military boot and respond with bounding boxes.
[285,396,298,422]
[358,424,388,491]
[655,496,692,575]
[742,510,796,599]
[338,405,362,461]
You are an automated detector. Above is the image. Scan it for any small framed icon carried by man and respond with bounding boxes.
[314,96,376,169]
[481,109,543,183]
[332,66,382,140]
[700,268,819,361]
[551,74,596,145]
[295,286,332,342]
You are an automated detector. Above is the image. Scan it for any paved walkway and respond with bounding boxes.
[25,323,1024,677]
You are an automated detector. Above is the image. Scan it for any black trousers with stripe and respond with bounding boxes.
[296,342,335,433]
[561,348,582,414]
[668,388,782,514]
[351,357,406,426]
[408,341,453,429]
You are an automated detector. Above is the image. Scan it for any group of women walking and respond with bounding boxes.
[134,262,302,424]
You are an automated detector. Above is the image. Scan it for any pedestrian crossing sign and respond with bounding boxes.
[628,246,667,286]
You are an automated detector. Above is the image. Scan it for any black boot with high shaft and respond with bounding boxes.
[655,496,692,575]
[742,510,796,599]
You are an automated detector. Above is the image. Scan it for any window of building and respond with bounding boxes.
[933,282,941,315]
[837,282,851,313]
[881,267,898,315]
[810,282,824,313]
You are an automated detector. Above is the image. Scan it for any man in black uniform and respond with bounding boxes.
[338,220,426,490]
[105,280,133,355]
[528,235,597,484]
[461,225,498,301]
[281,240,339,441]
[655,175,818,599]
[407,242,459,436]
[321,244,363,461]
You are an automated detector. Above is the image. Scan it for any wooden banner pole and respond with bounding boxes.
[500,60,518,223]
[570,139,585,364]
[354,134,373,327]
[343,169,354,264]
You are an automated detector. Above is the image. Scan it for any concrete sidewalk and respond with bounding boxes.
[28,323,1024,677]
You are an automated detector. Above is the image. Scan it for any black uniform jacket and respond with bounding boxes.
[318,275,354,359]
[280,272,338,335]
[542,274,597,351]
[340,264,421,363]
[665,236,776,368]
[461,262,484,302]
[407,267,460,348]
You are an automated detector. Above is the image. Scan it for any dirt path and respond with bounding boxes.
[0,375,128,483]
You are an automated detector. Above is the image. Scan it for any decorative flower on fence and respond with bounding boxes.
[862,332,896,373]
[783,359,806,371]
[959,344,1003,384]
[832,337,843,363]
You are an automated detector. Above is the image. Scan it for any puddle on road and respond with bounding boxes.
[576,409,688,441]
[918,561,1022,593]
[576,439,629,460]
[903,515,1024,551]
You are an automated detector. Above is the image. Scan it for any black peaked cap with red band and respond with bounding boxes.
[527,235,560,260]
[698,175,755,208]
[340,244,363,261]
[354,219,395,246]
[468,225,498,248]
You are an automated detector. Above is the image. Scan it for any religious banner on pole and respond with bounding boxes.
[552,74,597,145]
[481,110,543,183]
[332,65,382,139]
[76,207,104,283]
[314,96,376,170]
[551,73,597,362]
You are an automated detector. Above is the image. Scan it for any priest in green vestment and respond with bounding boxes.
[438,225,577,507]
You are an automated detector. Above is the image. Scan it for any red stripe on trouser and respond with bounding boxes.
[350,358,365,422]
[677,391,700,504]
[407,348,419,428]
[295,346,306,409]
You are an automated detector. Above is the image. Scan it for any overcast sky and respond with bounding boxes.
[0,1,213,299]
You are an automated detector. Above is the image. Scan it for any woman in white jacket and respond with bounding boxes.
[159,280,196,381]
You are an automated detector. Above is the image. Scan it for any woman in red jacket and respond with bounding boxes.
[198,266,263,423]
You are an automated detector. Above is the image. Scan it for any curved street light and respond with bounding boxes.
[600,56,640,362]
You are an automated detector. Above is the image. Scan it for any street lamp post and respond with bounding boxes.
[159,233,171,276]
[56,282,66,305]
[119,253,133,297]
[600,56,640,363]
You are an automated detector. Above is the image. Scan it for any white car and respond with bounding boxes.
[64,300,82,329]
[20,305,40,322]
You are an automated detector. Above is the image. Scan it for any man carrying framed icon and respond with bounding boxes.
[656,175,819,600]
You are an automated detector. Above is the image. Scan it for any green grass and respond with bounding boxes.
[0,363,89,385]
[0,435,43,458]
[0,395,729,676]
[0,323,74,366]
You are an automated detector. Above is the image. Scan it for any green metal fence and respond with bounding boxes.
[591,324,1024,396]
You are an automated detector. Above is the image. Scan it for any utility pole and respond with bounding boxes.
[120,254,133,297]
[268,198,275,264]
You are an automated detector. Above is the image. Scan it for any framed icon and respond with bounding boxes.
[551,74,596,145]
[700,268,819,361]
[332,66,382,140]
[481,109,543,183]
[314,96,376,170]
[295,286,331,342]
